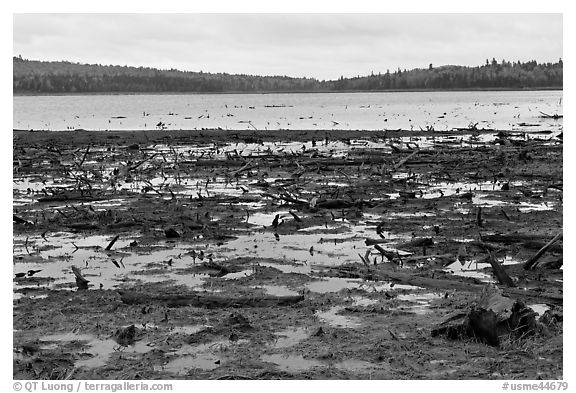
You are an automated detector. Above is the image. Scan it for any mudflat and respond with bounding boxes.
[13,128,562,379]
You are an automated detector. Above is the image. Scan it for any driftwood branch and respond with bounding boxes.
[486,251,516,287]
[523,232,563,270]
[393,147,420,170]
[105,235,120,251]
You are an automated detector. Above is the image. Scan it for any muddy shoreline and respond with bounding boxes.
[13,128,562,379]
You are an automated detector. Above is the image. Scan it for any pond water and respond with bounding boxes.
[14,90,562,132]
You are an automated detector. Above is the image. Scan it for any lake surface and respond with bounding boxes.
[13,90,563,132]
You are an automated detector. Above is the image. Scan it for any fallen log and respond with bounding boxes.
[37,194,104,202]
[369,268,485,292]
[397,237,434,249]
[365,238,389,246]
[480,233,544,244]
[118,290,304,308]
[465,241,504,252]
[317,199,353,209]
[67,223,100,231]
[524,232,563,270]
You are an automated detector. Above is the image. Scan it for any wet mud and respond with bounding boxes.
[13,128,562,379]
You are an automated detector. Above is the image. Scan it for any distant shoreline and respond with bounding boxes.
[13,87,563,98]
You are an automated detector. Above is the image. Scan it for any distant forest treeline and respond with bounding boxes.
[13,56,563,94]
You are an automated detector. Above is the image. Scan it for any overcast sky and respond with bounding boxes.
[13,13,562,80]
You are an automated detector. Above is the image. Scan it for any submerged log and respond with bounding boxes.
[118,290,304,308]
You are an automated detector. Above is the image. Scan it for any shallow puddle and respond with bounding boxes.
[306,277,363,293]
[271,327,310,349]
[259,285,300,297]
[13,234,209,292]
[530,304,550,317]
[216,230,368,267]
[39,332,153,369]
[471,196,554,212]
[350,296,379,307]
[335,359,380,372]
[168,325,206,335]
[163,339,248,374]
[316,306,361,328]
[396,292,444,314]
[77,339,153,368]
[162,354,220,374]
[306,277,419,294]
[261,353,324,372]
[222,269,254,280]
[246,210,291,227]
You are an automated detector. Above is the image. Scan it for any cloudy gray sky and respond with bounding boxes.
[13,13,562,80]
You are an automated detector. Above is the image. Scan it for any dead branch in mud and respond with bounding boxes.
[71,266,89,290]
[524,232,563,270]
[118,290,304,308]
[539,111,563,119]
[13,214,33,225]
[373,244,402,265]
[202,261,232,276]
[476,207,483,228]
[393,147,420,171]
[77,146,90,168]
[261,192,308,206]
[104,235,120,251]
[486,251,516,287]
[230,159,257,176]
[128,153,158,172]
